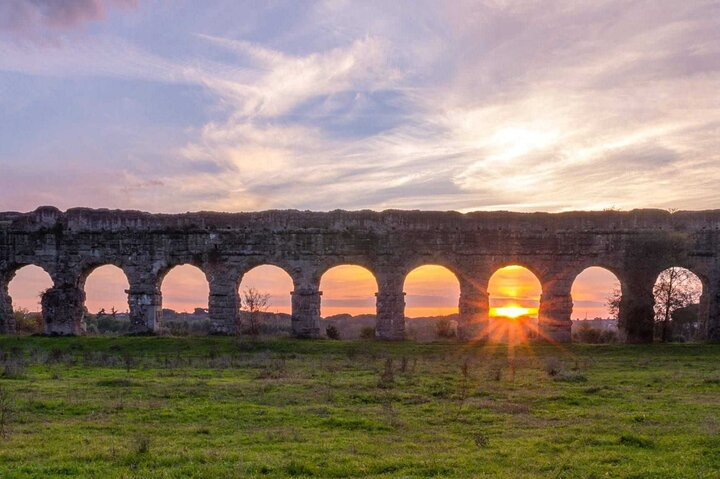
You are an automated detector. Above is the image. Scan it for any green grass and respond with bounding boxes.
[0,336,719,478]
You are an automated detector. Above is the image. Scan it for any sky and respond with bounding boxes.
[2,0,717,318]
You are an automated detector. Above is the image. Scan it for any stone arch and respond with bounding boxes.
[486,264,542,342]
[82,265,131,335]
[652,266,704,342]
[159,263,209,313]
[4,264,54,334]
[570,266,622,342]
[238,264,294,314]
[315,259,379,285]
[403,264,461,341]
[570,266,622,319]
[486,259,548,285]
[319,264,378,338]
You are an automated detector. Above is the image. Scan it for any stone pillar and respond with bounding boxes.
[127,284,162,334]
[208,268,240,335]
[42,284,86,335]
[0,272,15,335]
[538,275,573,343]
[375,274,405,340]
[457,278,489,341]
[291,284,321,338]
[705,274,720,342]
[619,273,656,343]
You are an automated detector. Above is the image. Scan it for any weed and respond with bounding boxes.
[619,434,654,448]
[123,352,136,372]
[545,357,563,377]
[455,357,472,419]
[2,358,27,379]
[286,460,314,476]
[473,431,489,448]
[632,414,647,423]
[0,385,14,438]
[488,362,503,381]
[132,434,151,455]
[382,398,404,429]
[378,358,394,388]
[399,356,409,373]
[554,370,588,382]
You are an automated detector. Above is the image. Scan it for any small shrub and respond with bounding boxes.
[435,318,456,339]
[14,309,43,335]
[2,359,27,379]
[360,327,375,340]
[326,325,340,340]
[286,460,314,477]
[545,357,562,377]
[619,434,653,448]
[473,431,489,448]
[132,435,151,455]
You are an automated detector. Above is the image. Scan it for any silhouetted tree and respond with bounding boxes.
[653,267,702,342]
[606,286,621,320]
[240,287,270,335]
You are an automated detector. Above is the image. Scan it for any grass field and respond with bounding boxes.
[0,336,719,478]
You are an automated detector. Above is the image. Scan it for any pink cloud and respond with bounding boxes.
[0,0,137,35]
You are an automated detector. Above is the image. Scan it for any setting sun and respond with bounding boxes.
[490,305,535,319]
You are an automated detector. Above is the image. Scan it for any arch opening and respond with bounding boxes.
[83,265,131,335]
[653,267,703,342]
[487,265,541,342]
[7,265,53,335]
[319,265,378,340]
[570,267,621,343]
[238,265,294,336]
[160,264,209,335]
[403,265,460,341]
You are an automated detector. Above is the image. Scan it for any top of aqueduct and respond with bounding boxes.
[1,206,719,343]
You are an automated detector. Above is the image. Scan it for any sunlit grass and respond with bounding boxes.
[0,336,718,478]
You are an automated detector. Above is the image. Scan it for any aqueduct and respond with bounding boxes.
[1,207,719,342]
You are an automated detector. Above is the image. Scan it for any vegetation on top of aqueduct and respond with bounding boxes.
[0,336,719,478]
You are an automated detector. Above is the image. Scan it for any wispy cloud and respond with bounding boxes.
[0,0,718,213]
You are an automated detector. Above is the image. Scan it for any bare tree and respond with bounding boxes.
[606,285,622,320]
[653,267,702,342]
[239,287,270,336]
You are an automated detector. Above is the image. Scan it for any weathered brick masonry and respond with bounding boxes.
[1,207,718,342]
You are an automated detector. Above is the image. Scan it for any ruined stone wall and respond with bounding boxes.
[0,206,718,342]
